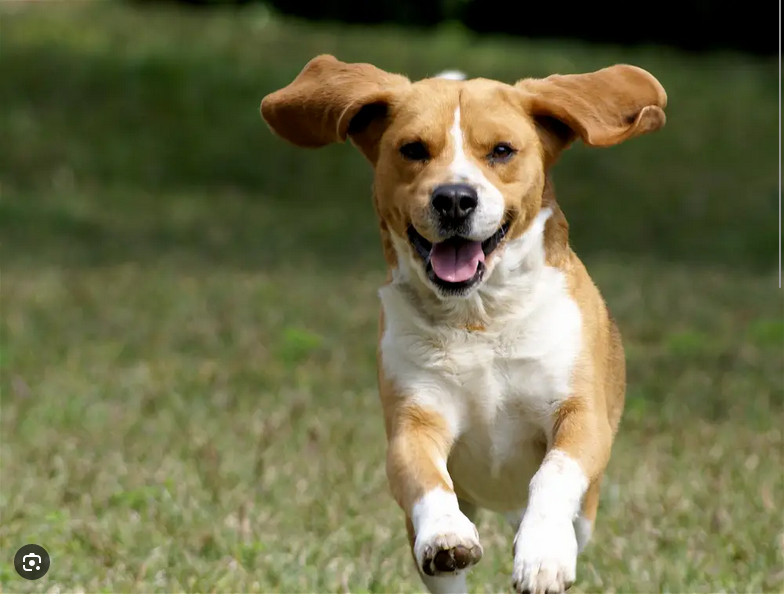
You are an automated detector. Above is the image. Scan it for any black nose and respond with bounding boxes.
[431,184,478,222]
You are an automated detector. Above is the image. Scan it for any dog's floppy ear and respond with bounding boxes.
[260,55,410,159]
[516,64,667,161]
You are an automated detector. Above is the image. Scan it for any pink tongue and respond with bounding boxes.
[430,241,485,283]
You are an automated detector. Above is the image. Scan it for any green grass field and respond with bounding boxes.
[1,2,782,592]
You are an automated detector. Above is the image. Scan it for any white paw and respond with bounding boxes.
[512,517,577,594]
[414,512,483,577]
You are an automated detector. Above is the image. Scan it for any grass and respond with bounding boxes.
[1,2,782,592]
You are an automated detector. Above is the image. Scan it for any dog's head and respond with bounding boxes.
[261,56,666,298]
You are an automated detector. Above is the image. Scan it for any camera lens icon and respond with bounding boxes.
[14,544,50,580]
[23,553,42,571]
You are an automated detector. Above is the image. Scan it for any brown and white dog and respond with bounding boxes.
[260,56,666,594]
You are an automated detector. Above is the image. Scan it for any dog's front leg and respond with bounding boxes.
[512,400,612,594]
[386,403,482,594]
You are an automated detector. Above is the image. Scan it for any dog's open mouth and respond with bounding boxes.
[407,223,509,293]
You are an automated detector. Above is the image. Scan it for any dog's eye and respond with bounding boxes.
[488,143,516,163]
[400,141,430,162]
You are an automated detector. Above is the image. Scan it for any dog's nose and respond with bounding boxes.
[431,184,478,223]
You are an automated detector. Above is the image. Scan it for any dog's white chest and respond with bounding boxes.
[379,266,582,512]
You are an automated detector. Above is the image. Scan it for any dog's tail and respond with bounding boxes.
[433,69,467,81]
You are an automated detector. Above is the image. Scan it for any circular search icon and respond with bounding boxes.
[14,544,50,580]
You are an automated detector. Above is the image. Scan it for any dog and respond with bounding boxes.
[260,55,666,594]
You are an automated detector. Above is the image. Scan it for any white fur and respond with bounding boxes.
[380,207,583,514]
[382,180,584,593]
[512,450,588,593]
[506,507,594,551]
[447,107,506,242]
[411,488,481,593]
[420,573,468,594]
[434,69,467,81]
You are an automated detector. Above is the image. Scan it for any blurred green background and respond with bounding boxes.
[1,2,782,593]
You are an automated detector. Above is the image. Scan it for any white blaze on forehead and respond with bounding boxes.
[447,107,505,241]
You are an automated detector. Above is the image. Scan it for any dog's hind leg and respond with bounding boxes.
[457,498,478,523]
[574,477,602,553]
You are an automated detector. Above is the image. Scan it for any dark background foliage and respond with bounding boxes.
[164,0,778,55]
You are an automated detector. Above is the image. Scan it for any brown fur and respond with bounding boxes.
[260,55,666,589]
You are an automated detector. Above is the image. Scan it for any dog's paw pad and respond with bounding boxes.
[415,514,483,577]
[422,542,482,576]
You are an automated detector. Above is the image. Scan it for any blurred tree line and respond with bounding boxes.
[161,0,776,55]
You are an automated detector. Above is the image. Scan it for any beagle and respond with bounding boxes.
[260,56,667,594]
